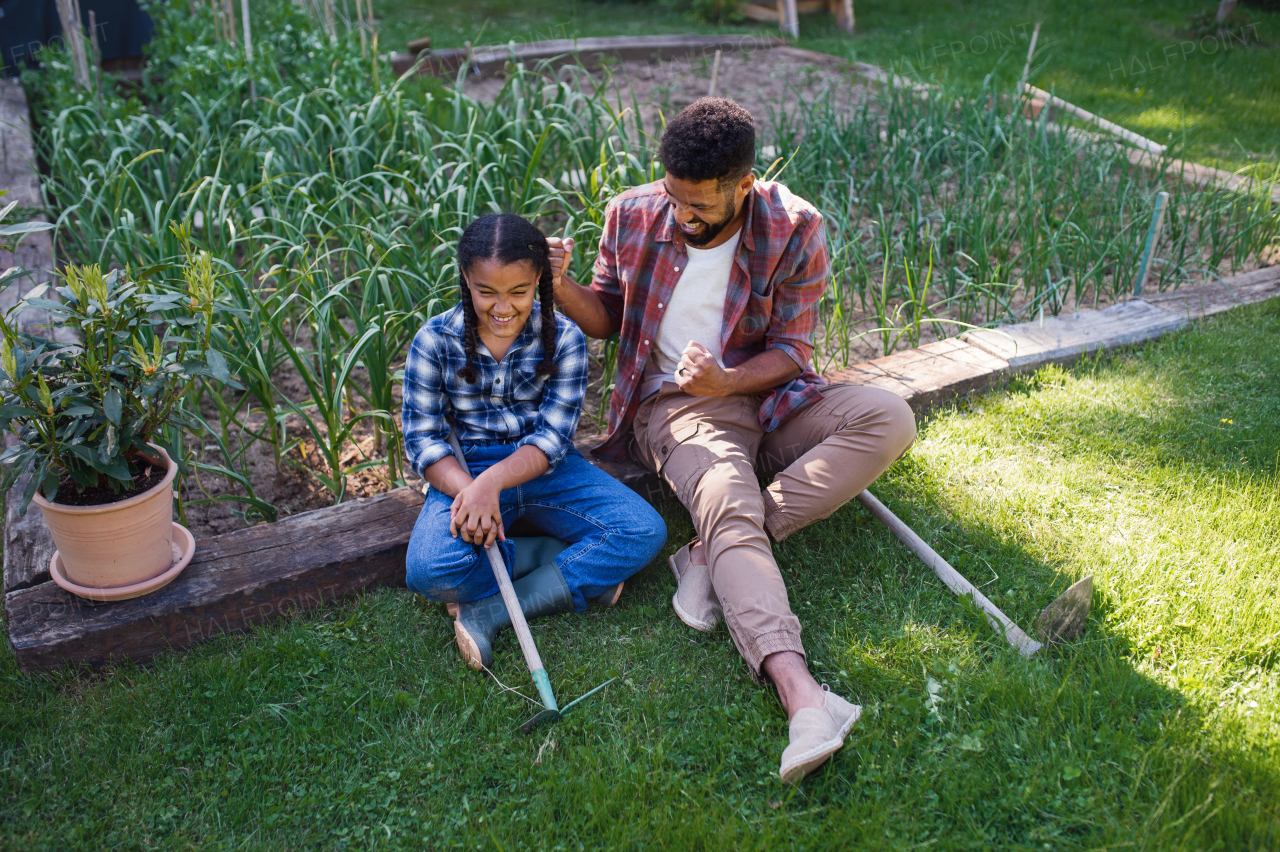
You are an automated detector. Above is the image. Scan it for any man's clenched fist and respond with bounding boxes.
[675,340,731,397]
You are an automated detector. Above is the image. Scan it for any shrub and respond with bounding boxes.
[0,228,240,514]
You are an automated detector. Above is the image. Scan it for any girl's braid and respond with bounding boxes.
[456,278,481,384]
[534,260,558,377]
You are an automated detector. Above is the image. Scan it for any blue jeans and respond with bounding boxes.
[405,443,667,611]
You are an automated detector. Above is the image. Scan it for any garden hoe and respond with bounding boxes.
[446,433,615,734]
[855,490,1092,656]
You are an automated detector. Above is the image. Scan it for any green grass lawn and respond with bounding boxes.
[374,0,1280,175]
[3,298,1278,848]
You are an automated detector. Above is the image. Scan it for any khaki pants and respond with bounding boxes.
[632,383,917,675]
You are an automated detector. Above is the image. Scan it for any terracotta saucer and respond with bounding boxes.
[49,523,196,602]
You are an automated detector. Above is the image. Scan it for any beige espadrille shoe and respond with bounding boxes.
[778,686,862,785]
[668,537,721,632]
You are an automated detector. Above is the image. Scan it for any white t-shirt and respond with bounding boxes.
[639,233,741,400]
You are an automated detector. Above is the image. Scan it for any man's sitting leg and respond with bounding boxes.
[766,651,862,784]
[635,390,864,783]
[759,384,916,543]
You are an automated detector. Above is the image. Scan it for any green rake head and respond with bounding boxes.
[517,677,616,734]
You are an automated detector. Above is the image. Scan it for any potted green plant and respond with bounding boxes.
[0,232,240,600]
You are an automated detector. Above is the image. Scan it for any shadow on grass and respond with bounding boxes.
[2,477,1276,849]
[759,446,1279,850]
[988,301,1280,485]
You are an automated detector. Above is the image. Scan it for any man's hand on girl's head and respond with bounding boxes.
[547,237,576,290]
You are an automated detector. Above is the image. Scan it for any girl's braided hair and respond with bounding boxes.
[455,213,558,383]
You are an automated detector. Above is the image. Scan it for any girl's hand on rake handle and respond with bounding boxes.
[450,478,505,547]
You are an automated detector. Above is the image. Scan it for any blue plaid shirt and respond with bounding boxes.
[402,303,589,475]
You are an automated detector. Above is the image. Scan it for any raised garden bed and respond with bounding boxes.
[390,34,787,80]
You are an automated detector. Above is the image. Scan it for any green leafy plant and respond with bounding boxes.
[0,242,241,514]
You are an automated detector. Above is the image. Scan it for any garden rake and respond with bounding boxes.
[446,432,615,734]
[856,490,1092,656]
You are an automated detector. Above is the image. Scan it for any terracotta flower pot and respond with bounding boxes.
[33,444,178,590]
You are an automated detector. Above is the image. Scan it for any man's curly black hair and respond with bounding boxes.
[658,97,756,188]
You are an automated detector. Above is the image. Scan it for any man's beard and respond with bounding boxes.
[682,196,737,247]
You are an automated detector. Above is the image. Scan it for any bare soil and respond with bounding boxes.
[54,462,167,507]
[460,45,875,131]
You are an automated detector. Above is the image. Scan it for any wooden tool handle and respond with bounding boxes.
[856,490,1042,657]
[446,432,557,709]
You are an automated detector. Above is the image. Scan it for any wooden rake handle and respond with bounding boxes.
[446,432,559,711]
[856,490,1043,657]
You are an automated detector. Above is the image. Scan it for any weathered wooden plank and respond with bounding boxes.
[1137,266,1280,321]
[961,300,1187,370]
[2,453,56,595]
[2,78,72,596]
[0,79,65,340]
[1125,147,1280,205]
[4,487,423,672]
[829,337,1011,411]
[0,81,43,215]
[391,34,786,79]
[824,357,920,399]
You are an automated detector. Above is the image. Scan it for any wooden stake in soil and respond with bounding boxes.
[212,0,224,43]
[54,0,91,88]
[241,0,256,101]
[1133,191,1170,297]
[1020,22,1040,88]
[707,49,722,98]
[223,0,237,46]
[88,9,102,107]
[353,0,366,56]
[72,0,89,82]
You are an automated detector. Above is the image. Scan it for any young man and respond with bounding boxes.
[549,98,916,784]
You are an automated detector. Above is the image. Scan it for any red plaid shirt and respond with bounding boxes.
[589,179,828,461]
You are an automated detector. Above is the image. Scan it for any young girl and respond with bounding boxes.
[402,213,667,670]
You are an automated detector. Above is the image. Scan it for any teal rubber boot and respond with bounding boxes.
[510,536,569,580]
[454,563,573,670]
[444,536,568,619]
[515,536,621,605]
